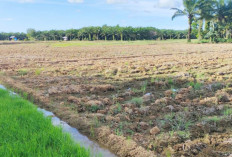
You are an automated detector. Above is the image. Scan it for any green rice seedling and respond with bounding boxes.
[90,125,95,138]
[223,107,232,119]
[149,120,153,126]
[194,82,202,90]
[35,68,44,76]
[127,136,132,140]
[168,78,174,86]
[113,103,122,114]
[22,91,28,99]
[223,108,232,116]
[165,149,172,157]
[18,69,28,76]
[153,67,157,71]
[151,77,155,83]
[126,129,134,136]
[131,88,142,94]
[0,89,90,157]
[155,77,160,81]
[115,128,123,136]
[202,116,223,122]
[188,81,195,87]
[129,97,143,107]
[90,105,100,113]
[141,80,148,94]
[188,82,202,90]
[94,116,101,128]
[169,130,175,137]
[196,73,205,80]
[119,122,124,131]
[184,107,189,112]
[112,103,122,114]
[0,71,4,76]
[177,131,190,139]
[162,113,193,132]
[211,82,224,91]
[29,95,34,103]
[117,103,122,112]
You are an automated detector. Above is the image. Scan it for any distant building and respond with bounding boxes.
[62,36,68,41]
[10,36,17,41]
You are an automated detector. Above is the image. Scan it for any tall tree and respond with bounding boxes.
[101,25,110,41]
[196,0,216,40]
[213,0,232,38]
[171,0,203,42]
[26,28,36,40]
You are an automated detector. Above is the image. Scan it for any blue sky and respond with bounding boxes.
[0,0,187,32]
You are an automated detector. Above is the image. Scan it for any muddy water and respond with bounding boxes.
[0,85,116,157]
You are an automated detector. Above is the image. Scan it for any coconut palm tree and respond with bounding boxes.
[171,0,203,42]
[213,0,232,38]
[197,0,216,40]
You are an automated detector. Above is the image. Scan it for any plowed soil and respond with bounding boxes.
[0,41,231,157]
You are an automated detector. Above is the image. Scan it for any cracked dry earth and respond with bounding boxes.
[0,41,232,157]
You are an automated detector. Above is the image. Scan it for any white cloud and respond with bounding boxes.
[106,0,128,4]
[18,0,34,3]
[155,0,182,8]
[67,0,84,3]
[6,0,35,3]
[5,0,84,5]
[106,0,182,9]
[0,18,13,21]
[105,0,183,17]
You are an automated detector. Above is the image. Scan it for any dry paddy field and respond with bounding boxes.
[0,41,232,157]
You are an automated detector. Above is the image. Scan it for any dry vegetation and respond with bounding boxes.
[0,41,232,157]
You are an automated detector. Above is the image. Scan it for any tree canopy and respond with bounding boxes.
[172,0,232,42]
[0,26,189,41]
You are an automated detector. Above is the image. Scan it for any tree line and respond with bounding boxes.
[0,32,27,41]
[172,0,232,42]
[0,25,189,41]
[1,0,232,43]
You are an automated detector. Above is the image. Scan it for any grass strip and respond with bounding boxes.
[0,89,90,157]
[51,39,190,47]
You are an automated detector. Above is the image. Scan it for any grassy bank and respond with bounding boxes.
[0,89,90,157]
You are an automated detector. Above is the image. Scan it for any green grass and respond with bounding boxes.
[18,69,29,76]
[223,107,232,116]
[51,39,189,47]
[128,97,143,106]
[188,82,202,90]
[202,116,223,122]
[0,89,90,157]
[35,68,44,76]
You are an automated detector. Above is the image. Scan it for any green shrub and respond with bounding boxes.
[227,39,232,43]
[215,38,227,43]
[199,39,210,43]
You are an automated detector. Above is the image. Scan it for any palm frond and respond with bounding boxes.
[172,12,187,20]
[171,7,187,20]
[171,8,184,13]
